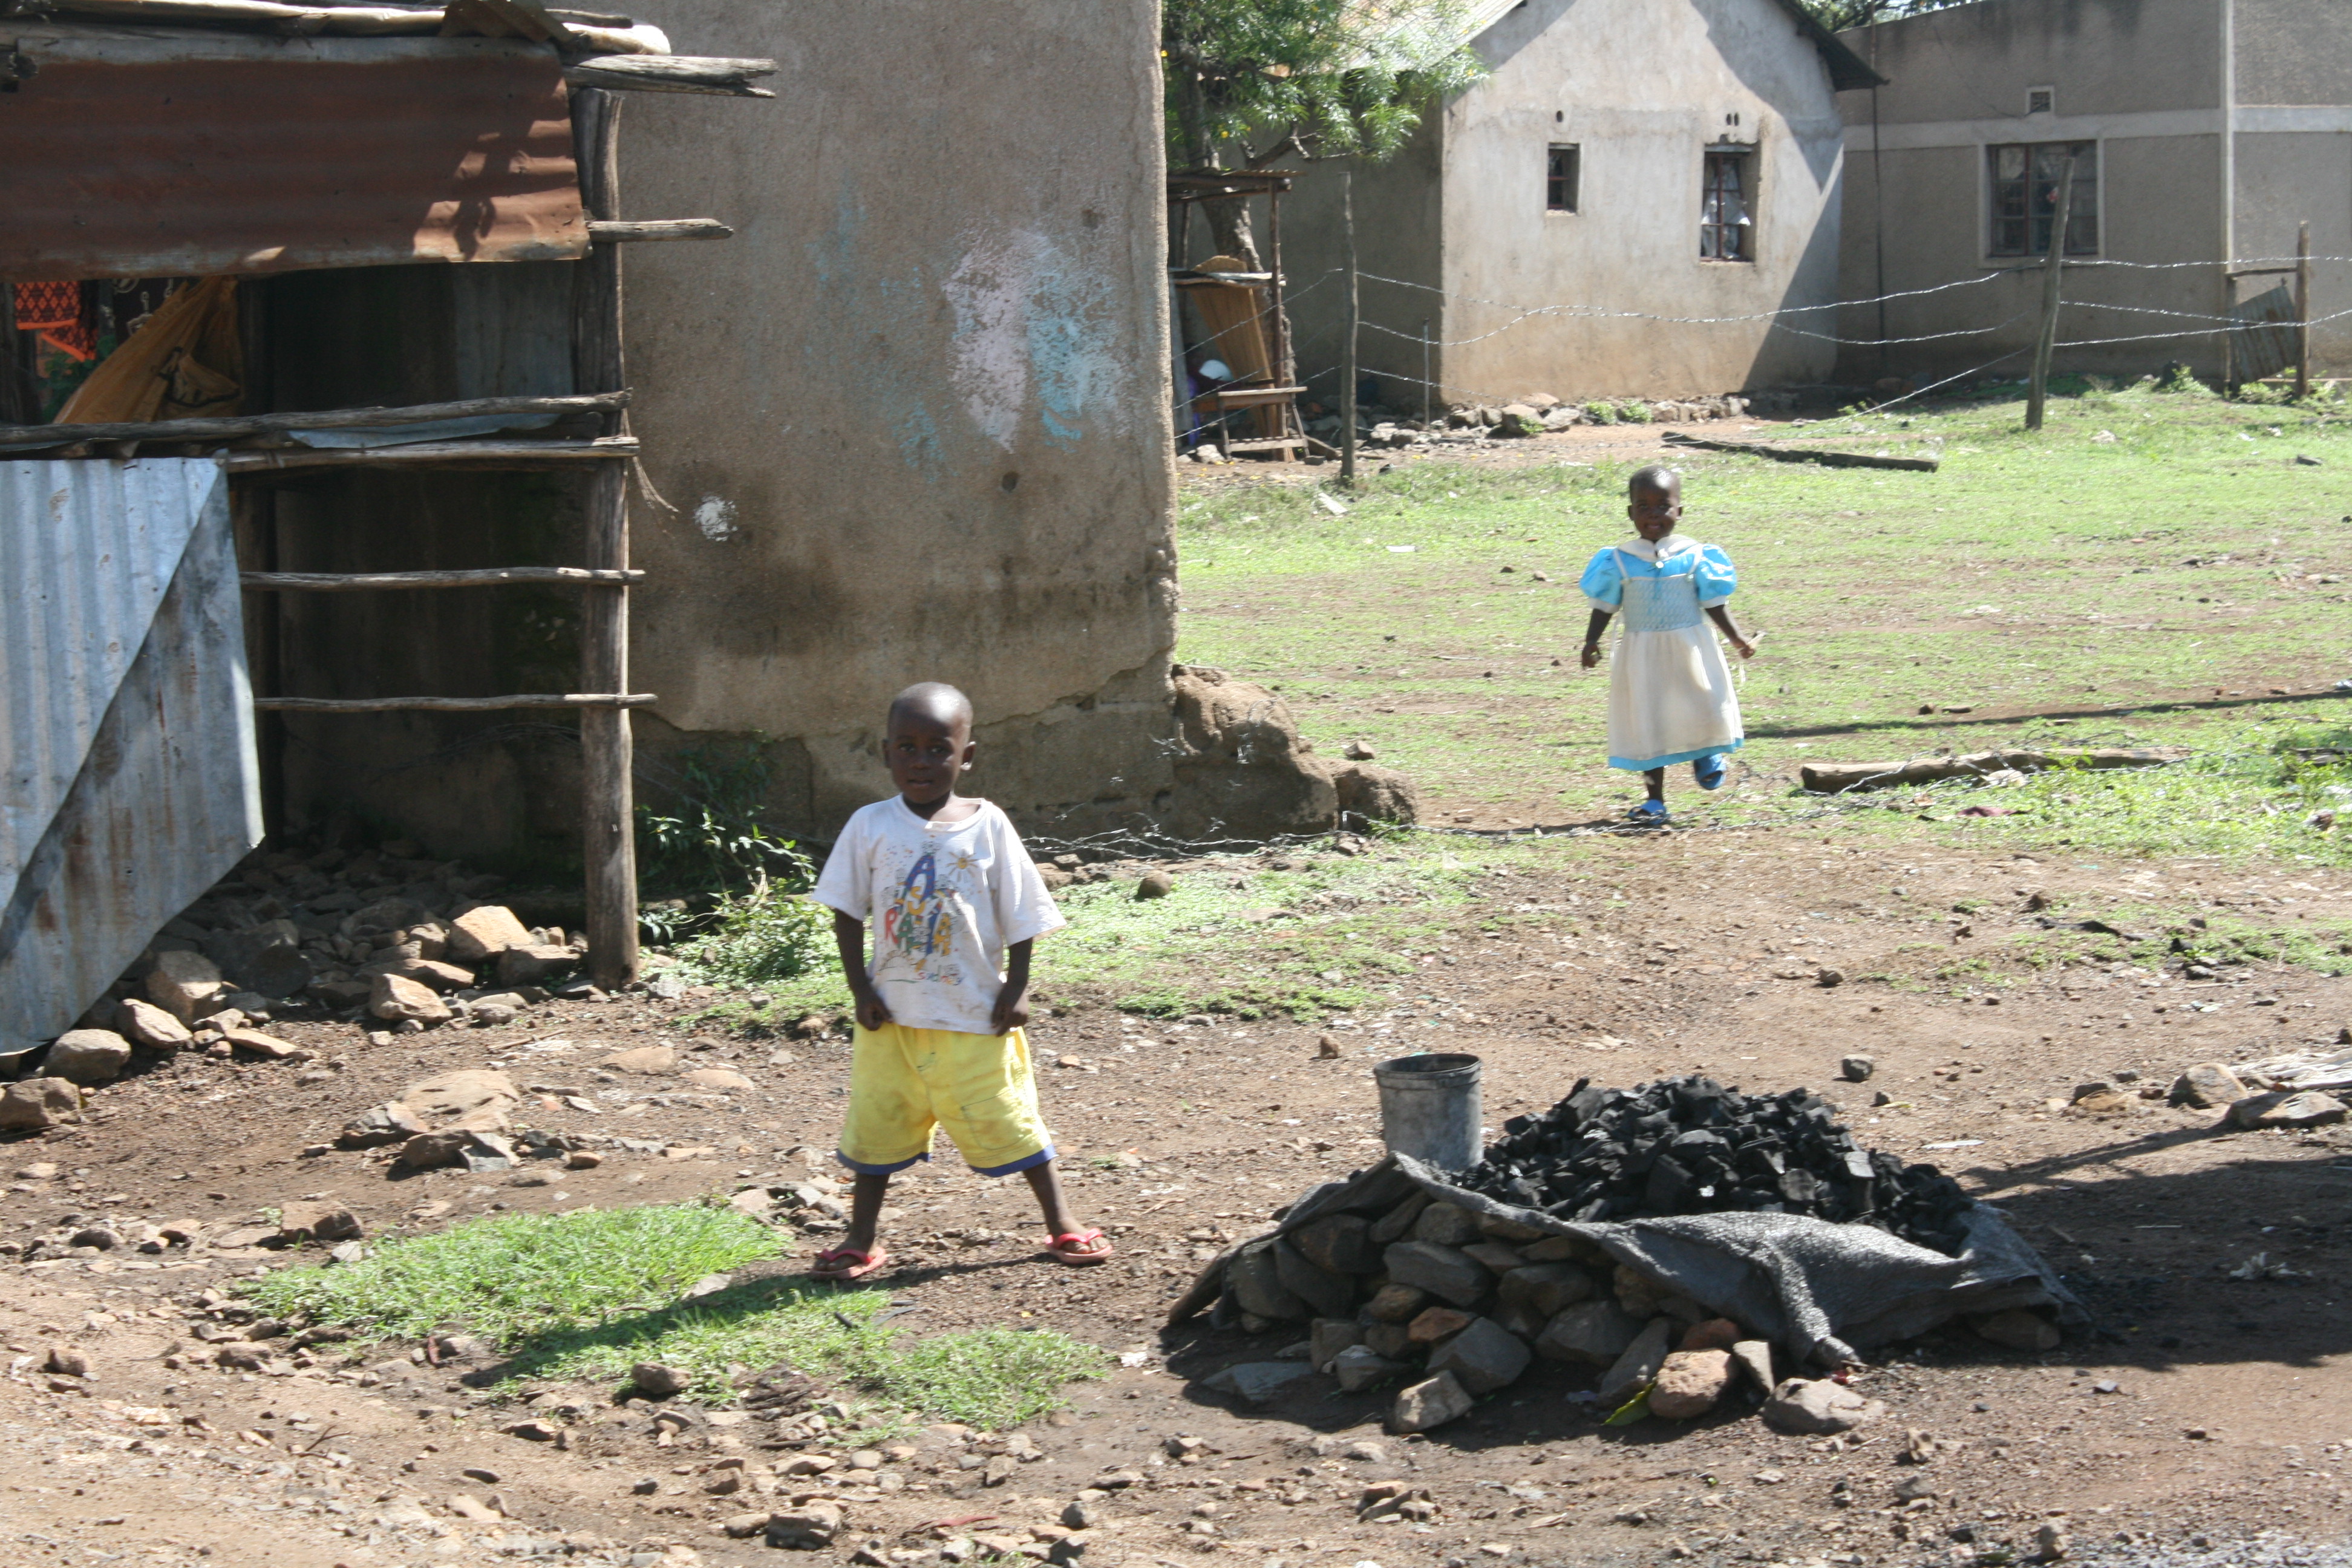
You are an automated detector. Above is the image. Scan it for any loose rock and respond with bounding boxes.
[1598,1316,1674,1406]
[1534,1299,1644,1365]
[1134,871,1173,901]
[446,905,535,962]
[1391,1370,1474,1432]
[370,972,452,1024]
[0,1077,80,1131]
[2170,1062,2249,1109]
[1425,1316,1532,1395]
[2228,1090,2348,1129]
[1970,1308,2060,1351]
[44,1028,131,1085]
[1648,1348,1735,1419]
[1382,1240,1491,1307]
[1840,1055,1875,1083]
[117,998,192,1051]
[146,950,226,1022]
[1204,1360,1320,1405]
[1332,1344,1409,1392]
[1763,1376,1884,1434]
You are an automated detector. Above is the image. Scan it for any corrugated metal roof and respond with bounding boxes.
[0,32,587,281]
[0,459,262,1055]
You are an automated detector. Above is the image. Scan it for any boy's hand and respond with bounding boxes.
[1579,642,1602,669]
[854,990,893,1031]
[990,984,1031,1036]
[1730,637,1755,659]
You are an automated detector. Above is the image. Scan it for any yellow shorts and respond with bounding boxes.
[837,1022,1054,1177]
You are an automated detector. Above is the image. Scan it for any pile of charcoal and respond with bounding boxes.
[1456,1074,1976,1256]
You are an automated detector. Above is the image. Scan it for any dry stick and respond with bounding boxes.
[585,219,733,243]
[2024,155,2077,432]
[241,567,643,590]
[1340,166,1358,488]
[562,54,777,97]
[0,391,627,452]
[220,440,633,472]
[252,694,654,712]
[2296,220,2313,402]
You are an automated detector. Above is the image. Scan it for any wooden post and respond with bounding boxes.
[1420,317,1431,429]
[1340,166,1358,486]
[2295,220,2312,400]
[2025,155,2076,432]
[571,87,641,990]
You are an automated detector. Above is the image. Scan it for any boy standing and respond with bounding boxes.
[808,682,1111,1279]
[1578,466,1756,822]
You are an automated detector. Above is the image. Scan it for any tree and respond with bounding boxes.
[1790,0,1975,31]
[1163,0,1486,268]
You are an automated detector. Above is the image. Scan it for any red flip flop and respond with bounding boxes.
[1045,1229,1114,1266]
[811,1244,889,1281]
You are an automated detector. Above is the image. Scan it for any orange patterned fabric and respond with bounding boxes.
[13,281,96,361]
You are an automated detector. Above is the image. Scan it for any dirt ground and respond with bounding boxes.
[5,831,2348,1568]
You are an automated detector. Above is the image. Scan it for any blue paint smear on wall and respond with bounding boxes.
[809,179,947,480]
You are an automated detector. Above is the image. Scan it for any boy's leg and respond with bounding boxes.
[840,1170,892,1258]
[1021,1160,1107,1255]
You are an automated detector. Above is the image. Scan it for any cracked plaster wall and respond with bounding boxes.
[618,0,1183,843]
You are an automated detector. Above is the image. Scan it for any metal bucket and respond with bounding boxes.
[1374,1052,1483,1171]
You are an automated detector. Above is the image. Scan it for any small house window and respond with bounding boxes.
[1988,140,2097,256]
[1700,148,1754,261]
[1546,144,1580,212]
[2026,86,2054,114]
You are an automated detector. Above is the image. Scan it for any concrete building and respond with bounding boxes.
[1266,0,1881,408]
[1832,0,2352,385]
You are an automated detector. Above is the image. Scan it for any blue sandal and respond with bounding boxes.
[1694,755,1728,791]
[1628,799,1670,823]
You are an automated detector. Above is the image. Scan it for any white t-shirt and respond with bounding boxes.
[812,797,1066,1035]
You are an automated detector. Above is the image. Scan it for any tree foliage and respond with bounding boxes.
[1161,0,1487,173]
[1790,0,1976,31]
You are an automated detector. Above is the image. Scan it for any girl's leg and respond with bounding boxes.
[1644,767,1665,802]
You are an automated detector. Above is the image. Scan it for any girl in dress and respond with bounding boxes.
[1577,466,1756,822]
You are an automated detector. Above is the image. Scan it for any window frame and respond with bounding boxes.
[1699,145,1757,264]
[1984,139,2099,260]
[1546,143,1581,214]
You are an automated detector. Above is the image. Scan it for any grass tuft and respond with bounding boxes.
[243,1205,1106,1428]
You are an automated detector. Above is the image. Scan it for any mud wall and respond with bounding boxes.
[615,0,1183,842]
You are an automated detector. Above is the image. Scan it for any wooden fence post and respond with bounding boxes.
[1340,166,1358,486]
[2025,155,2077,432]
[2295,220,2312,401]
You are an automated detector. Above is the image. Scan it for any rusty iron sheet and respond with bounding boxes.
[0,458,261,1056]
[1,33,586,280]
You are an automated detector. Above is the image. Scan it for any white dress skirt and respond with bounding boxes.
[1606,559,1743,771]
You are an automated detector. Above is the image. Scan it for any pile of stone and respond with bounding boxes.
[19,840,593,1092]
[1457,1075,1978,1255]
[1204,1184,1880,1437]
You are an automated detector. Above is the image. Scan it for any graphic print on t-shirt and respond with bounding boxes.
[880,849,969,984]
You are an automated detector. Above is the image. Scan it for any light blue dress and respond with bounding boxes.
[1579,535,1743,771]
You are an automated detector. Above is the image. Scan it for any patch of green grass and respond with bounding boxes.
[1174,387,2352,846]
[1040,837,1550,1020]
[243,1204,786,1344]
[670,886,834,987]
[1769,716,2352,866]
[508,1277,1105,1428]
[246,1206,1106,1428]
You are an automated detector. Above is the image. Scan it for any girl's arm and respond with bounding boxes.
[1579,607,1612,668]
[1705,605,1756,659]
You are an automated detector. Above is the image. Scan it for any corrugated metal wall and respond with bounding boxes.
[0,459,262,1056]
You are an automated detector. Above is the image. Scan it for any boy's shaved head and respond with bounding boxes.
[889,682,974,736]
[1628,465,1681,499]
